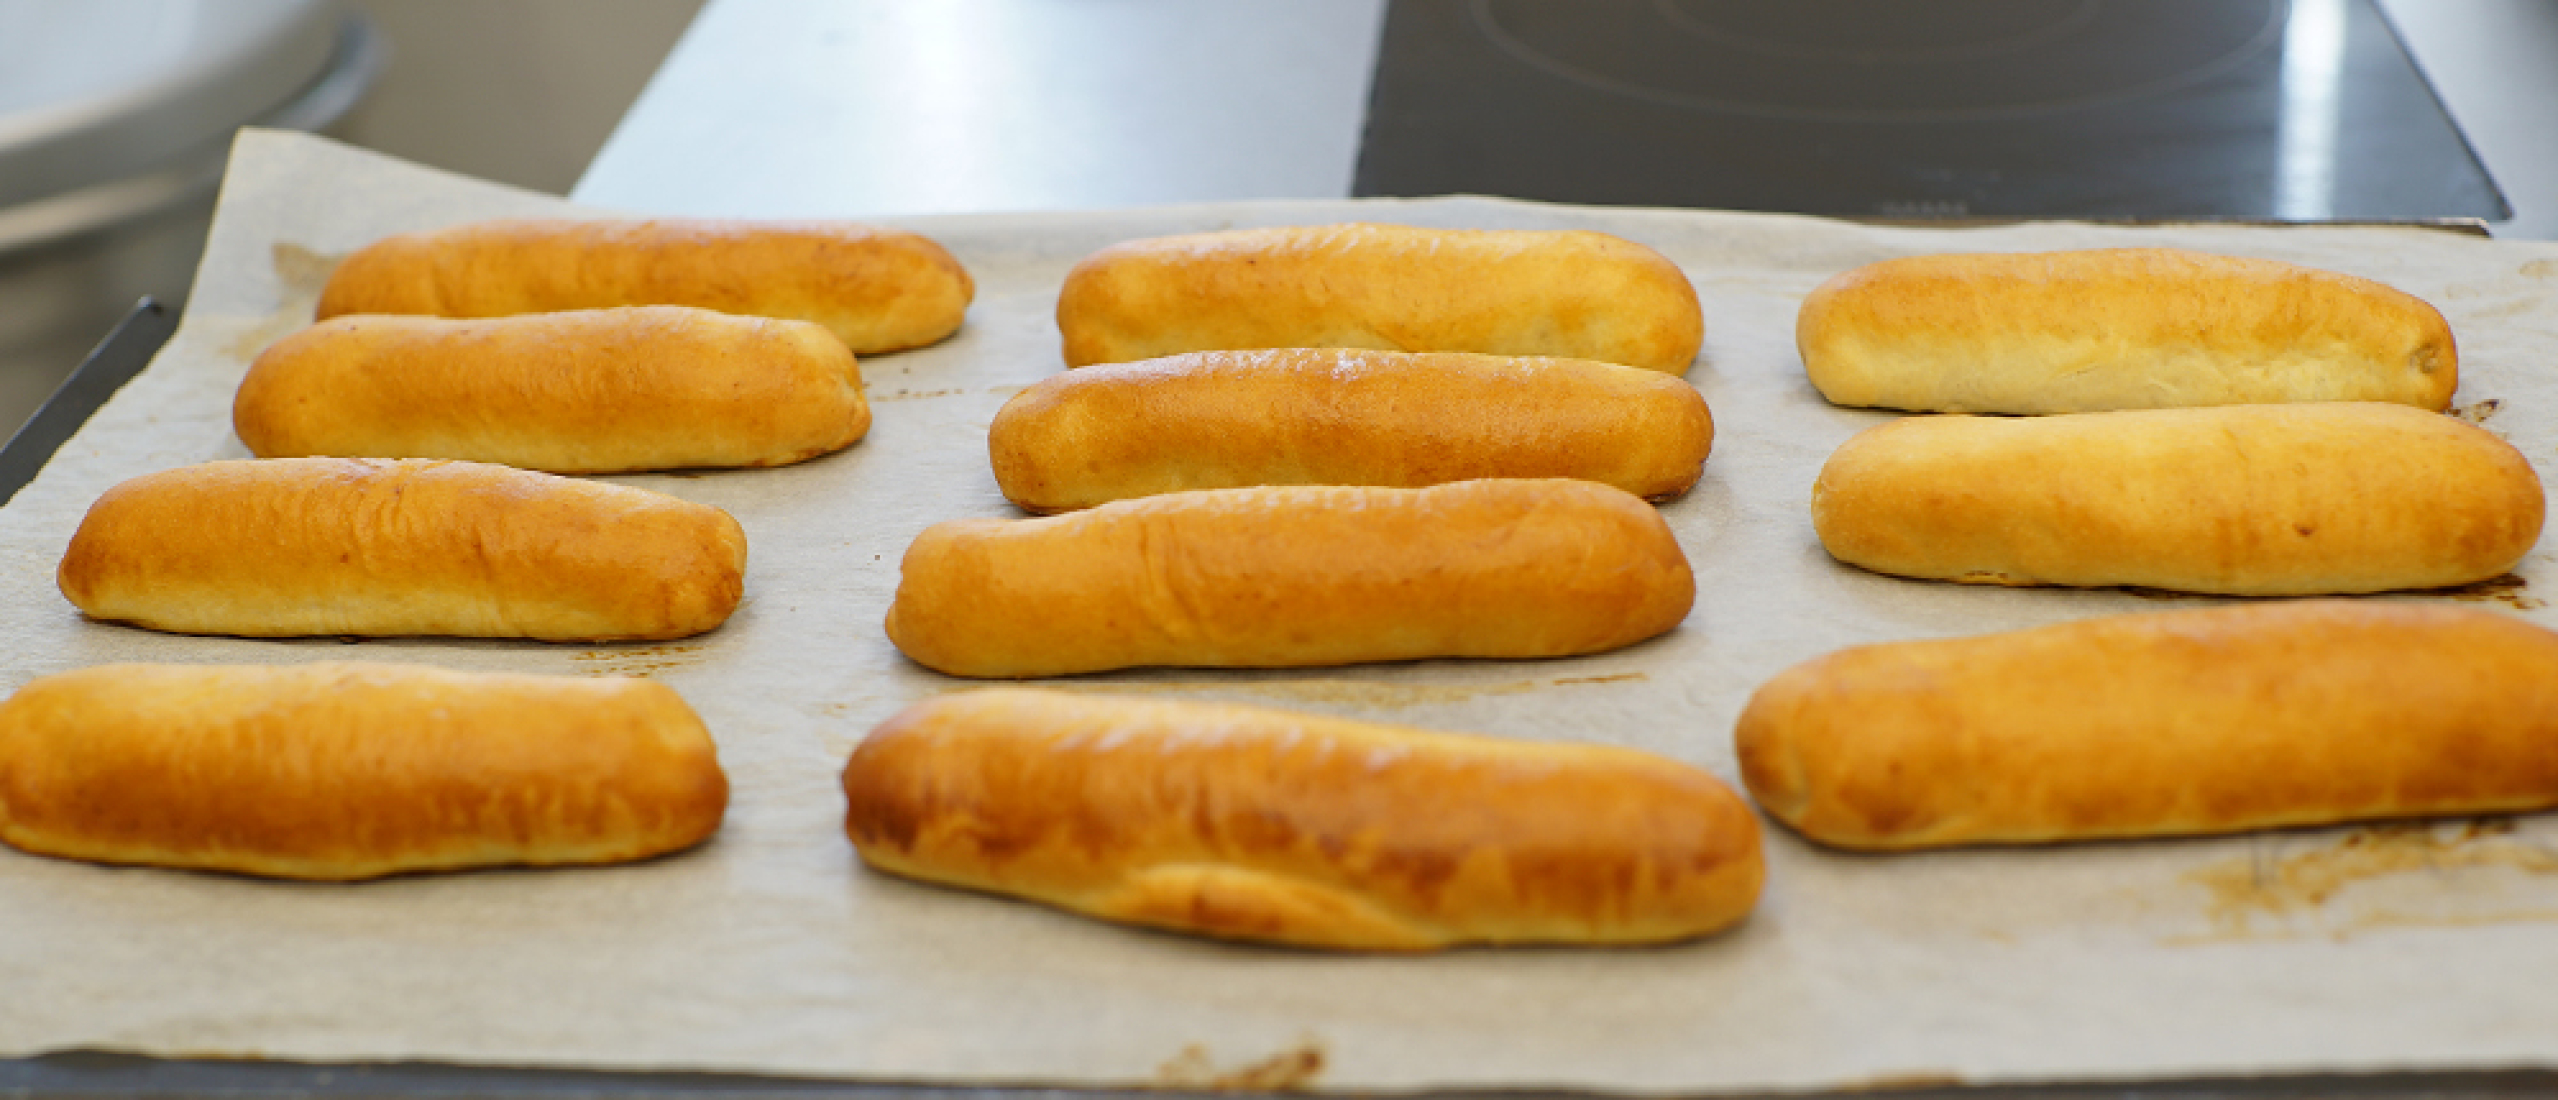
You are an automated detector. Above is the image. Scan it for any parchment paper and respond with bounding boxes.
[6,128,2558,1094]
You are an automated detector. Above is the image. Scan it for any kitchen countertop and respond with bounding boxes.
[573,0,2558,239]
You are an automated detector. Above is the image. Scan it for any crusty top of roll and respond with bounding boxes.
[882,478,1696,677]
[1735,602,2558,850]
[0,662,727,880]
[315,217,974,355]
[57,457,748,641]
[1809,401,2545,596]
[1796,248,2458,413]
[987,348,1715,511]
[844,688,1764,949]
[1055,223,1704,371]
[235,306,870,474]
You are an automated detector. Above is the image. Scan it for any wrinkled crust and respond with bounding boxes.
[0,662,728,880]
[57,457,748,641]
[842,688,1762,949]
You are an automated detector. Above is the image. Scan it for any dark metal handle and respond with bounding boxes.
[0,297,179,509]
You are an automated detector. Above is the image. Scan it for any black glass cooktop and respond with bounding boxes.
[1354,0,2508,220]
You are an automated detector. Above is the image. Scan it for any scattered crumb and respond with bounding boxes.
[2451,397,2503,424]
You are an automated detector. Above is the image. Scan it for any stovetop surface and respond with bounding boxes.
[1356,0,2508,220]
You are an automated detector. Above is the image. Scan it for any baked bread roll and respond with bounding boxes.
[58,458,747,641]
[987,348,1714,512]
[1797,248,2457,413]
[1054,223,1703,371]
[1735,602,2558,851]
[1811,402,2543,595]
[843,688,1763,949]
[235,306,869,474]
[315,217,973,354]
[884,479,1693,677]
[0,662,726,879]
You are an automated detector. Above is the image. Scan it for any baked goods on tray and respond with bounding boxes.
[315,217,974,354]
[58,457,748,641]
[842,688,1763,949]
[1797,248,2457,413]
[235,306,869,473]
[987,347,1714,512]
[1811,402,2543,595]
[883,479,1694,677]
[0,662,727,880]
[1735,602,2558,850]
[1055,223,1703,371]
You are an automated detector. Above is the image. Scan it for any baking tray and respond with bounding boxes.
[1,281,2552,1100]
[8,132,2558,1098]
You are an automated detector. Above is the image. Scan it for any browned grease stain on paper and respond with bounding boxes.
[2122,573,2541,610]
[2120,586,2206,602]
[1155,1037,1327,1092]
[2451,397,2503,424]
[2437,572,2545,611]
[1552,671,1649,687]
[2177,819,2558,941]
[570,643,708,678]
[273,241,339,295]
[2520,259,2558,278]
[870,387,966,401]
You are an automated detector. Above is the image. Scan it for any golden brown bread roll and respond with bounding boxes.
[1735,602,2558,851]
[1797,248,2457,413]
[0,662,726,879]
[884,479,1694,678]
[235,306,869,474]
[58,458,747,641]
[843,688,1763,949]
[1811,402,2544,595]
[1054,223,1703,371]
[987,348,1714,512]
[314,217,974,354]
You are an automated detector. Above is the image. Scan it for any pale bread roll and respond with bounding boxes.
[884,479,1694,678]
[315,217,974,354]
[0,662,726,879]
[236,306,869,474]
[58,458,747,641]
[1055,224,1703,371]
[843,688,1763,949]
[1797,248,2457,413]
[1735,602,2558,851]
[987,348,1714,512]
[1811,402,2543,595]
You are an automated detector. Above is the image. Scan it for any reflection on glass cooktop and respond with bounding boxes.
[1355,0,2507,220]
